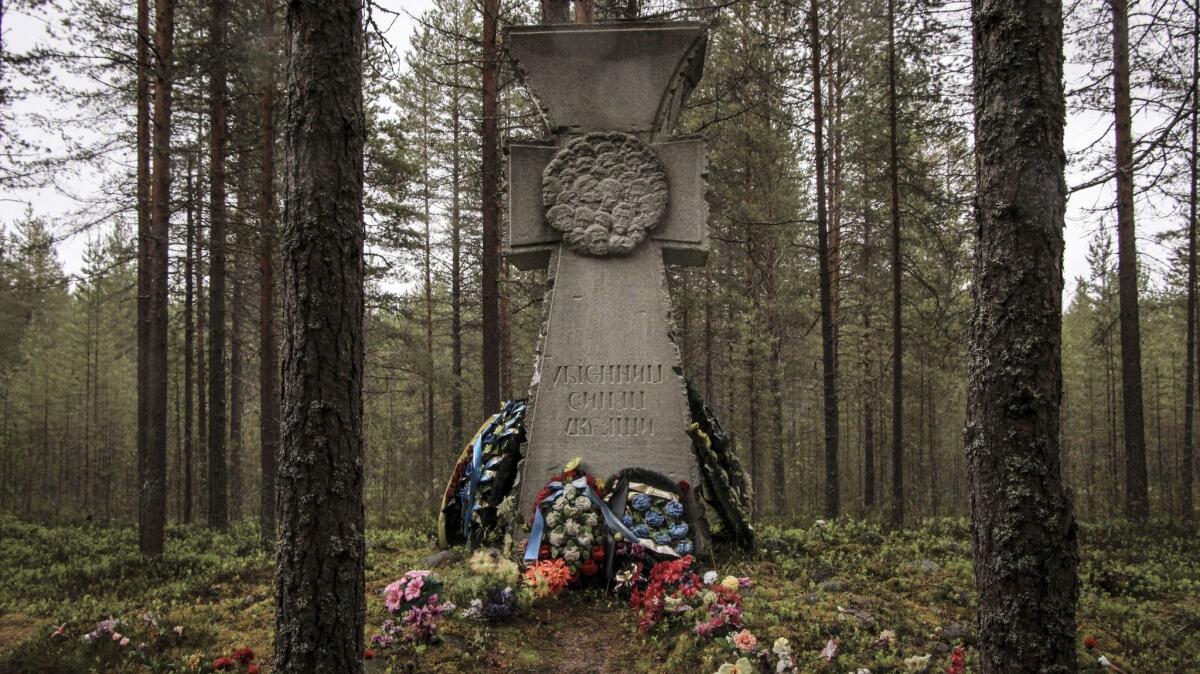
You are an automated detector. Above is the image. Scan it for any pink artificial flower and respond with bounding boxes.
[119,637,130,647]
[404,575,425,602]
[49,624,65,639]
[384,579,406,612]
[732,629,757,652]
[111,632,123,642]
[820,638,839,661]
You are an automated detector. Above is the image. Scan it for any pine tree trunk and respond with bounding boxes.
[184,152,195,525]
[887,0,904,528]
[812,0,839,520]
[207,0,229,530]
[481,0,501,417]
[1112,0,1149,522]
[450,85,464,455]
[258,0,279,542]
[273,1,366,671]
[967,0,1080,664]
[1186,0,1198,521]
[862,181,876,510]
[141,0,173,556]
[229,272,243,522]
[541,0,570,23]
[135,0,152,551]
[196,121,208,519]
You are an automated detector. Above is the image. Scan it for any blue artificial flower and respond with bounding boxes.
[631,494,652,512]
[621,514,634,528]
[645,510,667,528]
[675,540,693,555]
[653,531,672,545]
[669,522,689,539]
[665,500,685,518]
[633,524,651,538]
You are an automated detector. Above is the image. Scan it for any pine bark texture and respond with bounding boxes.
[811,0,839,519]
[141,0,173,556]
[1111,0,1149,522]
[207,0,229,530]
[481,0,501,417]
[967,0,1080,667]
[134,0,152,553]
[258,0,279,542]
[272,1,366,671]
[887,0,904,528]
[1187,1,1199,520]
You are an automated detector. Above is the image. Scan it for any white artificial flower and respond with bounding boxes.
[564,520,580,535]
[549,531,564,547]
[563,484,578,499]
[545,513,559,528]
[585,513,599,527]
[577,533,593,548]
[564,547,581,562]
[703,570,718,585]
[772,637,791,657]
[574,496,592,512]
[1099,656,1113,669]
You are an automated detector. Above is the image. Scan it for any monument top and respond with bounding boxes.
[506,21,707,135]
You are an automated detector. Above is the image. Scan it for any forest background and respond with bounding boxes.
[0,0,1196,531]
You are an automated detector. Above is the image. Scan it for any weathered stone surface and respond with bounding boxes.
[505,22,713,554]
[543,132,669,257]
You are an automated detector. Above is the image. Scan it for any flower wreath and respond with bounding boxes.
[523,459,608,578]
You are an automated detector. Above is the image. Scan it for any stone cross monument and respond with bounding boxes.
[504,21,711,551]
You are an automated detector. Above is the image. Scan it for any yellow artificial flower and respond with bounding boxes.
[714,657,756,674]
[565,457,582,472]
[721,575,740,591]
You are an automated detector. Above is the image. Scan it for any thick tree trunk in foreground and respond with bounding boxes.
[207,0,229,531]
[258,0,279,542]
[1111,0,1149,522]
[481,0,501,417]
[272,1,366,672]
[887,0,904,528]
[811,0,839,519]
[967,0,1079,666]
[141,0,173,555]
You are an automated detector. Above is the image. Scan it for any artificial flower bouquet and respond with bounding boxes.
[620,482,694,557]
[525,458,609,580]
[371,570,455,646]
[458,549,522,622]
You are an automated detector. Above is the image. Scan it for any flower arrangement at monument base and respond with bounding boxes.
[620,481,693,557]
[370,570,455,646]
[523,458,608,579]
[628,554,705,632]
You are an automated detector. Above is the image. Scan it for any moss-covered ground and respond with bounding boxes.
[0,516,1196,673]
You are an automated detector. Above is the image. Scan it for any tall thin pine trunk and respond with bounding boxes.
[887,0,905,527]
[184,153,195,525]
[481,0,501,416]
[450,73,464,454]
[141,0,173,555]
[862,187,876,510]
[1112,0,1149,521]
[258,0,279,541]
[273,1,365,670]
[207,0,229,530]
[135,0,151,552]
[1186,0,1199,521]
[812,0,839,519]
[967,0,1080,663]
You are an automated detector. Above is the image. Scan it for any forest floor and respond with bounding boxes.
[0,516,1197,673]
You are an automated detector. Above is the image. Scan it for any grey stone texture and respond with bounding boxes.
[503,21,711,553]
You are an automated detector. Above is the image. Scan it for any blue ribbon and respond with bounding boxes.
[524,475,679,562]
[459,400,526,540]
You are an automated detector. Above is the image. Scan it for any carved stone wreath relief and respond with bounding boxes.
[541,132,670,257]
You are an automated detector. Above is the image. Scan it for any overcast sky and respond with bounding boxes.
[0,0,1181,301]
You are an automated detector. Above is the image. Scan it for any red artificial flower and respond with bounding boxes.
[586,474,599,492]
[540,544,551,558]
[591,545,605,561]
[248,665,261,674]
[581,559,599,576]
[1084,636,1099,650]
[945,645,965,674]
[213,657,237,671]
[364,649,377,660]
[678,480,690,493]
[233,647,256,664]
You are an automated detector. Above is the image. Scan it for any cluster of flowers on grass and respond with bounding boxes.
[712,633,796,674]
[370,570,455,646]
[213,647,260,672]
[459,550,521,622]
